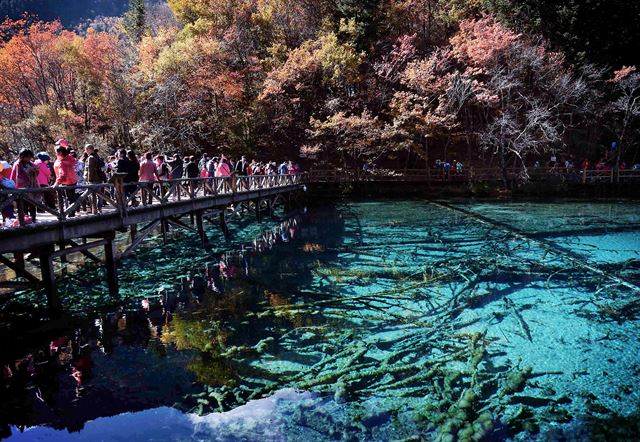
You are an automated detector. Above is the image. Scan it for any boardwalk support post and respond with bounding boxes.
[220,211,230,239]
[255,199,261,222]
[161,219,169,244]
[104,232,119,298]
[196,211,207,247]
[38,245,60,313]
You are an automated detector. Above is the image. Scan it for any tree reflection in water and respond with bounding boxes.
[2,201,640,441]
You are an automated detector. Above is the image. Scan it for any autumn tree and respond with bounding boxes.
[607,66,640,177]
[0,19,130,155]
[259,23,364,153]
[450,17,592,183]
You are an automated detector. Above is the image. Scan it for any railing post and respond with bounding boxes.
[16,198,25,226]
[56,189,66,221]
[111,174,126,217]
[104,232,119,298]
[38,244,60,314]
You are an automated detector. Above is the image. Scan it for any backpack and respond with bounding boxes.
[207,159,217,177]
[1,177,16,189]
[96,157,108,181]
[159,163,171,179]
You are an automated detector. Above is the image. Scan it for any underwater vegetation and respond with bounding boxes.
[2,200,640,441]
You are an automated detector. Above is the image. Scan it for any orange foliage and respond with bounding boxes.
[450,16,520,67]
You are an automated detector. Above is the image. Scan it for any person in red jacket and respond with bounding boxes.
[53,144,79,217]
[10,149,38,222]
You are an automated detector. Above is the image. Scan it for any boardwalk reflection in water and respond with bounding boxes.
[0,207,341,439]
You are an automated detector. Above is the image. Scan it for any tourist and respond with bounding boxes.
[139,152,156,204]
[581,158,590,170]
[185,156,200,178]
[456,161,464,174]
[10,149,39,222]
[564,158,574,172]
[83,145,101,213]
[139,153,156,182]
[53,145,79,217]
[0,161,15,222]
[168,154,182,179]
[84,145,106,185]
[236,156,249,176]
[107,155,117,177]
[127,150,140,182]
[215,157,231,177]
[155,155,171,181]
[35,152,55,209]
[207,156,218,178]
[198,154,210,176]
[443,161,451,180]
[115,149,137,202]
[278,161,288,175]
[0,160,11,180]
[72,150,85,186]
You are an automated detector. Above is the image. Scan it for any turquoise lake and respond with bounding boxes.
[1,200,639,441]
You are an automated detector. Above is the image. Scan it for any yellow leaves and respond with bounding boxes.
[155,38,196,76]
[168,0,245,33]
[315,31,363,85]
[437,0,485,25]
[338,18,359,41]
[261,28,363,101]
[167,0,212,24]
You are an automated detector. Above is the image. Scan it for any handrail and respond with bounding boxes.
[0,174,303,229]
[306,168,640,183]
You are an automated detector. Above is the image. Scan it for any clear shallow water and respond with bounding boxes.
[1,200,640,441]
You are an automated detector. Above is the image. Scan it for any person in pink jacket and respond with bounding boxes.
[139,152,157,182]
[35,152,55,208]
[10,149,38,221]
[53,146,79,217]
[215,157,231,177]
[35,153,52,186]
[139,152,157,204]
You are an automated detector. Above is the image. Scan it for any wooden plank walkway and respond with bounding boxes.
[0,175,303,254]
[306,168,640,184]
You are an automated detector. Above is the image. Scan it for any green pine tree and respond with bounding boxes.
[334,0,379,48]
[124,0,145,42]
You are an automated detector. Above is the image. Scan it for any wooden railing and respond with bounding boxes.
[0,174,303,229]
[307,168,640,184]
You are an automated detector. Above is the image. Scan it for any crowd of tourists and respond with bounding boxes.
[0,138,301,226]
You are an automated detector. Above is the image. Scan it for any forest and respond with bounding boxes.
[0,0,129,26]
[0,0,638,172]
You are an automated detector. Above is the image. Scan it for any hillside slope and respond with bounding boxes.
[0,0,129,26]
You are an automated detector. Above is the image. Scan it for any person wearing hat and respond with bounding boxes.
[53,145,79,217]
[0,160,11,180]
[55,138,70,149]
[0,161,16,222]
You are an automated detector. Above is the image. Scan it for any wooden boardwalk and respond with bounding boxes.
[0,175,304,310]
[306,167,640,184]
[0,175,302,254]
